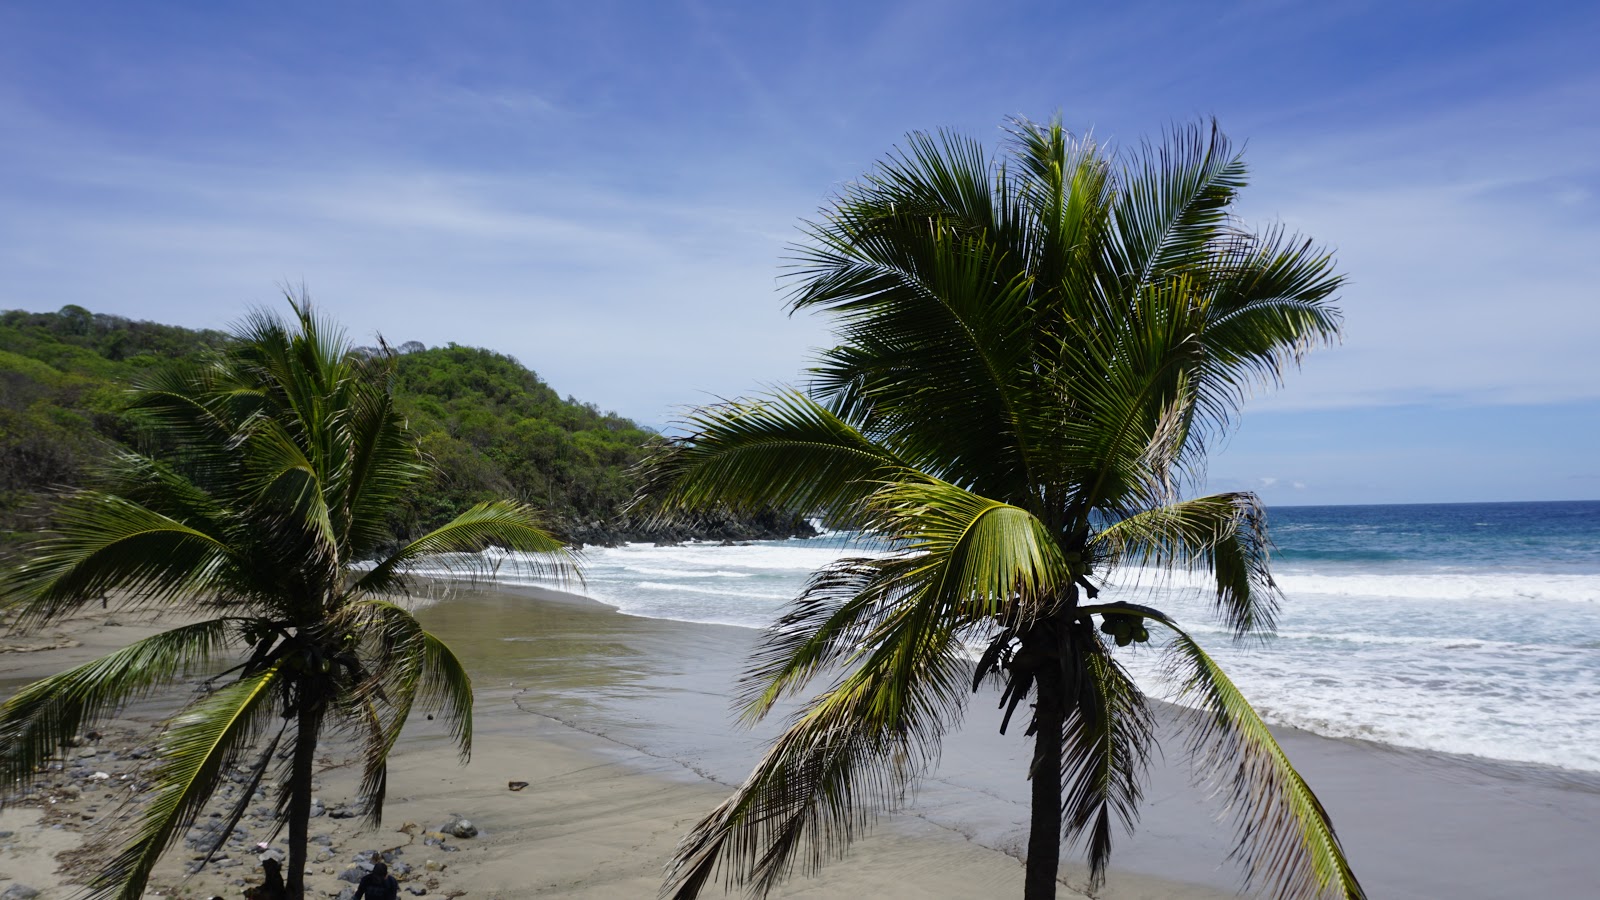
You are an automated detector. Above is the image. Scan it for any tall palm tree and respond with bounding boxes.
[0,300,574,900]
[641,119,1363,900]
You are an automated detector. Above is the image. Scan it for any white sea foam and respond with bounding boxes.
[414,537,1600,773]
[633,581,793,600]
[1107,565,1600,606]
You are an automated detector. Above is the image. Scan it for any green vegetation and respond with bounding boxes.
[387,344,654,539]
[0,305,683,550]
[0,302,574,900]
[642,119,1364,900]
[0,308,232,542]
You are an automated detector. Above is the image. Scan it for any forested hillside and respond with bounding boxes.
[386,344,655,537]
[0,305,809,550]
[0,306,232,542]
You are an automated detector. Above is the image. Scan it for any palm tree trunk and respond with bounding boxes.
[1024,630,1065,900]
[285,703,324,899]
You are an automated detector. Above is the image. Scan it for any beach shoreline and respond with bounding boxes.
[2,583,1597,898]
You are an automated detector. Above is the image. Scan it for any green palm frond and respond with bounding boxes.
[863,476,1071,622]
[1106,120,1247,294]
[790,146,1043,497]
[635,390,907,525]
[330,597,475,825]
[735,555,927,722]
[94,451,229,531]
[1050,273,1212,511]
[336,369,429,558]
[89,664,284,900]
[1100,609,1362,900]
[192,725,289,868]
[0,618,240,796]
[1,494,236,626]
[1199,223,1343,383]
[1092,493,1280,636]
[1002,119,1116,329]
[353,500,574,596]
[340,599,474,763]
[662,591,970,900]
[1059,633,1154,888]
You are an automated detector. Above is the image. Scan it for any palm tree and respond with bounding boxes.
[641,119,1363,900]
[0,300,574,900]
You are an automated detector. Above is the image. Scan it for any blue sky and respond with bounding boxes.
[1,1,1596,505]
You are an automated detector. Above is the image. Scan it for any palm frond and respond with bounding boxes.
[788,156,1044,497]
[336,365,429,558]
[338,599,474,765]
[353,500,574,596]
[662,603,970,900]
[1002,117,1116,325]
[1092,493,1280,636]
[1182,226,1343,452]
[1050,273,1211,513]
[635,390,907,526]
[864,475,1072,623]
[1,496,235,626]
[233,414,340,570]
[735,555,927,722]
[1059,628,1154,888]
[1106,119,1247,294]
[0,618,240,796]
[1144,614,1364,900]
[88,664,284,900]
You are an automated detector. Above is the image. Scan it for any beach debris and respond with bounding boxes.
[438,813,477,838]
[507,781,528,791]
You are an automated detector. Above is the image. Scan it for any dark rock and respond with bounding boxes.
[2,884,41,900]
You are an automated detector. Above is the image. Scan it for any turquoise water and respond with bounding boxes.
[434,500,1600,772]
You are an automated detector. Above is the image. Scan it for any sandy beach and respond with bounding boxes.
[3,584,1599,899]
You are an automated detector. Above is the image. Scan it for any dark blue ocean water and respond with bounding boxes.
[1270,500,1600,572]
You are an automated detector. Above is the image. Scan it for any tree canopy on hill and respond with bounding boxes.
[386,344,656,536]
[0,305,690,549]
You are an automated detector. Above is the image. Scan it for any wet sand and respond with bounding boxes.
[3,585,1598,898]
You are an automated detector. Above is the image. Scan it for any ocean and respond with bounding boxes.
[439,500,1600,774]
